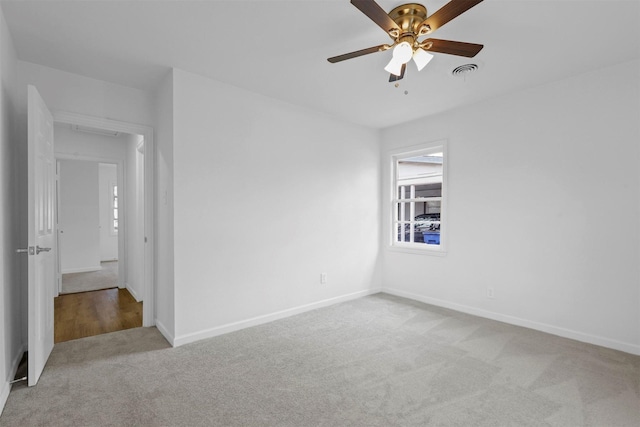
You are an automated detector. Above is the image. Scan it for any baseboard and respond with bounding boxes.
[381,287,640,356]
[0,343,27,416]
[125,283,141,302]
[61,265,102,274]
[173,289,379,347]
[154,320,175,347]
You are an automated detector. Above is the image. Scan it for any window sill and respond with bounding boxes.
[387,243,447,257]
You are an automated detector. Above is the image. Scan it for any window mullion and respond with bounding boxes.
[399,186,406,242]
[409,185,415,242]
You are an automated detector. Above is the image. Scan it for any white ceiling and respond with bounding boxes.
[2,0,639,129]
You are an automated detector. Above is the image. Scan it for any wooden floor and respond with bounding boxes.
[54,288,142,343]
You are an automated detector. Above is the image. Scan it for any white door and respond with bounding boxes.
[26,85,55,386]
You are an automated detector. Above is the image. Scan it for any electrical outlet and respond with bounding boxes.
[320,273,327,284]
[486,287,495,299]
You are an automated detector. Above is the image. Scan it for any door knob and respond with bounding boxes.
[36,246,51,254]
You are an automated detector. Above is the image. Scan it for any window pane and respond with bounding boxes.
[397,154,443,180]
[114,209,118,220]
[416,209,440,246]
[416,200,440,231]
[396,202,413,221]
[397,185,410,200]
[414,183,441,199]
[421,231,440,245]
[113,219,118,231]
[411,227,424,243]
[396,223,438,244]
[396,222,409,242]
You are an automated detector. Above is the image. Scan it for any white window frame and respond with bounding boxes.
[110,181,118,236]
[388,140,448,255]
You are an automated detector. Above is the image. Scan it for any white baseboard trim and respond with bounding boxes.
[154,320,175,347]
[174,289,379,347]
[125,283,141,302]
[61,265,102,274]
[381,287,640,356]
[1,343,27,416]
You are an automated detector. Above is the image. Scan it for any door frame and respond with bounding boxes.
[53,111,155,327]
[55,156,125,295]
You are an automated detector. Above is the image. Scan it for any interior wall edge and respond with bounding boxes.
[0,342,26,416]
[154,320,175,348]
[0,382,7,418]
[172,288,380,348]
[126,282,142,302]
[1,3,24,417]
[381,286,640,356]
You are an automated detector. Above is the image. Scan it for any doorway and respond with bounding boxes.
[57,159,121,295]
[54,125,145,342]
[51,112,155,337]
[24,86,156,384]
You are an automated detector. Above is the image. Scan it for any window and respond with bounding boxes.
[390,141,447,253]
[110,183,118,235]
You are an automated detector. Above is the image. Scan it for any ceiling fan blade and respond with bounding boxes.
[422,39,483,57]
[327,45,389,63]
[351,0,401,35]
[420,0,483,34]
[389,63,406,82]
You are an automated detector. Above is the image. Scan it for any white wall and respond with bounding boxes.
[54,123,128,160]
[98,163,118,261]
[58,159,101,273]
[171,68,381,345]
[381,60,640,355]
[17,61,154,127]
[0,4,23,413]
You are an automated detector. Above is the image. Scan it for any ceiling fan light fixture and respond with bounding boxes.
[384,58,404,76]
[392,41,414,64]
[385,41,413,76]
[413,47,434,71]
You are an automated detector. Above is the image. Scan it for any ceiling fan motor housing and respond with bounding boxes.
[388,3,428,40]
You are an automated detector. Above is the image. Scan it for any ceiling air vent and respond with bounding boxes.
[71,124,120,137]
[451,63,479,78]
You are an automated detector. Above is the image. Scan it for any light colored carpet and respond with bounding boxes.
[61,261,118,294]
[2,293,639,426]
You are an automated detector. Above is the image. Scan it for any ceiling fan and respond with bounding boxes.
[328,0,484,82]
